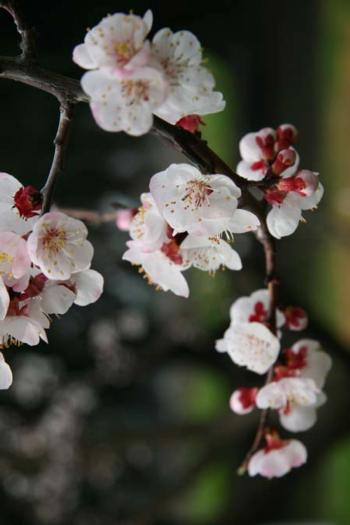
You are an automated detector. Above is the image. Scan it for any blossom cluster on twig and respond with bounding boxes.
[0,4,330,480]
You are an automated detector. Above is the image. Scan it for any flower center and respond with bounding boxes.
[113,40,134,64]
[42,227,67,254]
[121,80,150,102]
[161,239,183,265]
[182,179,213,209]
[249,301,267,323]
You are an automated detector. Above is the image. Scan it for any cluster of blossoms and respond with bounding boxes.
[73,10,224,135]
[116,163,260,296]
[237,124,324,239]
[216,289,331,478]
[0,173,103,388]
[0,1,329,484]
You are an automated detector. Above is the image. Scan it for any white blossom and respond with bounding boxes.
[215,321,280,374]
[229,288,285,328]
[248,439,307,479]
[27,212,94,280]
[256,377,322,432]
[73,11,153,72]
[149,163,241,236]
[152,28,225,124]
[266,183,324,239]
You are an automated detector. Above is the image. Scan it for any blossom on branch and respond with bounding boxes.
[152,28,225,124]
[248,431,307,479]
[215,322,280,374]
[149,163,251,236]
[121,166,260,296]
[0,173,41,235]
[27,212,94,280]
[236,124,324,238]
[256,377,323,432]
[0,176,103,370]
[74,10,225,135]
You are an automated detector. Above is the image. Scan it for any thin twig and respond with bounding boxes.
[60,208,118,225]
[238,225,279,474]
[41,103,74,214]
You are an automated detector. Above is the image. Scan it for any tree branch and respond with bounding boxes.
[0,54,263,216]
[0,0,36,61]
[41,103,74,214]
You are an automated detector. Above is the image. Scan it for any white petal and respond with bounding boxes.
[256,382,286,409]
[72,43,97,69]
[236,160,267,181]
[0,278,9,320]
[280,405,317,432]
[228,209,260,233]
[239,128,275,162]
[41,284,76,315]
[74,269,104,306]
[181,236,242,272]
[215,322,280,374]
[0,353,12,389]
[266,199,302,239]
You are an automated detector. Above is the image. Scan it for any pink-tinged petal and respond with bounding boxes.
[0,278,9,320]
[228,209,260,233]
[299,182,324,210]
[27,212,93,281]
[236,160,268,181]
[72,43,97,69]
[284,440,308,468]
[73,269,104,306]
[0,353,12,389]
[239,128,275,163]
[248,440,307,479]
[277,148,300,178]
[230,388,257,415]
[292,339,332,389]
[116,209,135,231]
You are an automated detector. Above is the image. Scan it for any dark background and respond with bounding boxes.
[0,1,349,524]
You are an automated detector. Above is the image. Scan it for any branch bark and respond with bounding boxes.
[41,103,74,214]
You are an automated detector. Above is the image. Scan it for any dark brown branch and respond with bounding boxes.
[0,0,36,61]
[41,104,74,214]
[0,54,264,217]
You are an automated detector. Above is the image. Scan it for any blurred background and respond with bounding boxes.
[0,0,349,524]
